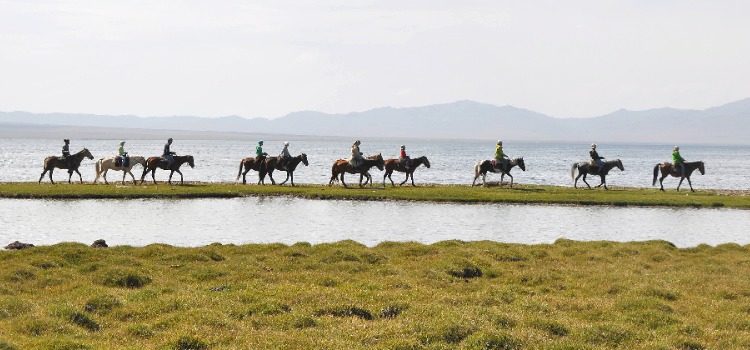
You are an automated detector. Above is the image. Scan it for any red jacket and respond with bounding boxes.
[400,149,407,158]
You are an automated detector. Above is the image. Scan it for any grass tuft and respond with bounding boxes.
[97,269,151,288]
[314,306,373,320]
[173,336,208,350]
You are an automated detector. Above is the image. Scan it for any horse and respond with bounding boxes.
[140,155,195,185]
[94,156,146,185]
[652,161,705,192]
[571,159,624,190]
[236,156,269,185]
[382,156,431,187]
[260,153,309,186]
[472,157,526,187]
[38,148,94,184]
[329,154,384,188]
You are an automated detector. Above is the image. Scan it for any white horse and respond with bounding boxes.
[94,156,146,184]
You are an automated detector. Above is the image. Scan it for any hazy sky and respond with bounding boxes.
[1,0,749,118]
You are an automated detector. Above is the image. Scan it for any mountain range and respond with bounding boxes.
[1,98,749,144]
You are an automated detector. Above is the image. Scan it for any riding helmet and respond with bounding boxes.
[497,140,502,145]
[168,138,173,142]
[259,140,264,145]
[64,139,70,143]
[591,143,597,149]
[400,145,405,149]
[284,141,289,146]
[354,140,361,145]
[120,141,126,145]
[674,146,679,151]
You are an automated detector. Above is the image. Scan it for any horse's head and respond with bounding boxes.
[83,148,94,160]
[422,156,431,169]
[516,157,526,171]
[300,153,309,166]
[698,161,705,175]
[187,155,195,168]
[375,153,384,170]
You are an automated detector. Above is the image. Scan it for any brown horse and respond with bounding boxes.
[39,148,94,184]
[652,161,705,192]
[382,156,431,187]
[260,153,309,186]
[236,156,269,185]
[140,155,195,185]
[571,159,624,190]
[329,154,384,188]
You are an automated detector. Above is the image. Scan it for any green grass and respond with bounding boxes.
[0,182,748,209]
[2,240,750,349]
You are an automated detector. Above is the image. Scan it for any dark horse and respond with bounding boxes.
[652,161,705,192]
[140,155,195,185]
[571,159,624,190]
[472,157,526,187]
[39,148,94,184]
[382,156,431,187]
[260,153,309,186]
[236,156,269,185]
[329,154,384,188]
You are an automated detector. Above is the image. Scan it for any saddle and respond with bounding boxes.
[491,159,506,171]
[115,155,129,167]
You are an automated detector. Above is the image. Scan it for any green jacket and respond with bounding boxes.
[495,145,505,160]
[672,151,685,164]
[118,145,126,156]
[256,145,265,157]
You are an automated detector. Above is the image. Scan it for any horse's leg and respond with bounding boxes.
[121,170,127,185]
[242,168,250,185]
[601,175,608,190]
[659,175,665,191]
[687,176,694,192]
[268,170,276,185]
[128,170,137,185]
[49,169,55,184]
[175,169,184,185]
[411,172,416,186]
[500,172,505,186]
[582,174,591,189]
[151,169,157,185]
[341,173,347,188]
[67,170,73,184]
[676,176,684,191]
[102,170,109,185]
[574,172,583,189]
[39,169,47,183]
[595,175,604,188]
[75,169,83,184]
[280,172,290,185]
[507,173,514,188]
[399,171,409,186]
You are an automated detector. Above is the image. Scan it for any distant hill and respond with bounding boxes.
[1,98,749,144]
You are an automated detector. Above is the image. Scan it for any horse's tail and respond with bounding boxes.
[236,160,243,182]
[570,163,578,183]
[474,161,482,178]
[94,159,102,181]
[652,164,660,186]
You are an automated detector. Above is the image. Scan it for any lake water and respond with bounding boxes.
[1,197,747,248]
[1,138,748,189]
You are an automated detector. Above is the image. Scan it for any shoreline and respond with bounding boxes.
[0,182,748,209]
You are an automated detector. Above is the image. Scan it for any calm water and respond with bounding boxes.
[1,138,748,189]
[1,197,747,248]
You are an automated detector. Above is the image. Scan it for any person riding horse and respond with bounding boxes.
[673,146,686,177]
[399,145,411,171]
[349,140,364,170]
[278,141,291,169]
[116,141,129,167]
[494,140,509,171]
[590,143,605,174]
[163,138,176,167]
[62,139,71,167]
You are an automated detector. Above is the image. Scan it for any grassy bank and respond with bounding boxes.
[0,182,748,209]
[1,240,750,349]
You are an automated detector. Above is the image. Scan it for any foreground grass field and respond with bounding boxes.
[1,240,750,349]
[1,182,748,209]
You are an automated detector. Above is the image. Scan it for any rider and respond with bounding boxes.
[590,143,605,174]
[350,140,364,170]
[494,140,509,171]
[117,141,129,167]
[399,145,411,171]
[163,138,176,167]
[278,141,291,169]
[62,139,71,167]
[672,146,686,177]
